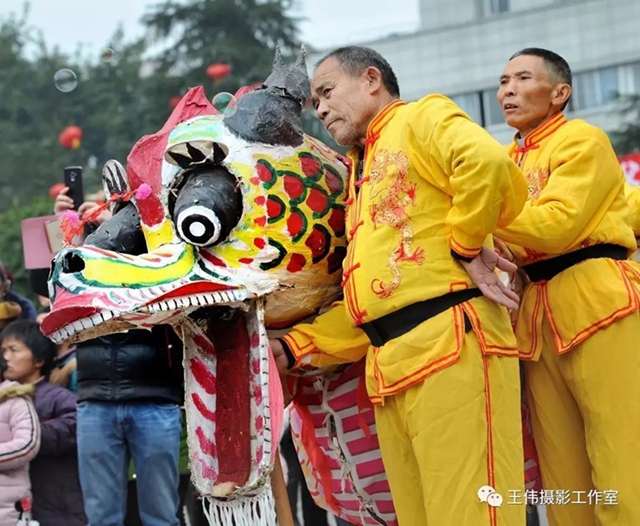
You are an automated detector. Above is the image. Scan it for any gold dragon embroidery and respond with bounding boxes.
[525,166,550,200]
[368,150,424,299]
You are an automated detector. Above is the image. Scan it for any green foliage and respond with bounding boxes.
[0,195,55,300]
[142,0,301,96]
[612,95,640,155]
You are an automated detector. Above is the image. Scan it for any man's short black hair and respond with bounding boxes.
[510,47,572,87]
[317,46,400,98]
[1,320,56,377]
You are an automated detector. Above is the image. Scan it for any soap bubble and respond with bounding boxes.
[212,92,238,117]
[54,69,78,93]
[101,48,115,63]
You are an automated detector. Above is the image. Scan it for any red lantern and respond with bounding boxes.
[58,125,83,150]
[206,62,231,81]
[48,182,66,199]
[169,95,182,109]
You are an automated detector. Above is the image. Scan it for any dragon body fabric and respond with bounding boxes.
[42,49,397,525]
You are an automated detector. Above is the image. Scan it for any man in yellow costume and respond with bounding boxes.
[270,46,528,525]
[495,47,640,526]
[625,182,640,238]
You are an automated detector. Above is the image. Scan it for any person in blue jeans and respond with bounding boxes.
[76,328,184,526]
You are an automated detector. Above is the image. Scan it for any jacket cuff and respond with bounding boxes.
[451,229,484,260]
[277,338,296,370]
[280,331,318,370]
[450,249,475,263]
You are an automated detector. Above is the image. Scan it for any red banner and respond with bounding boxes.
[620,153,640,185]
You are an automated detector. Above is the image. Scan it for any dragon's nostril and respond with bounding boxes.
[62,252,85,274]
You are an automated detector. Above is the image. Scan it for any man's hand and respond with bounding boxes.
[269,339,295,406]
[269,338,290,375]
[78,202,112,225]
[460,247,520,311]
[54,187,75,216]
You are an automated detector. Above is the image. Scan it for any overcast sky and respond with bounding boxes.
[3,0,420,55]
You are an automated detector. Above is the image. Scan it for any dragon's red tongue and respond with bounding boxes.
[209,312,252,486]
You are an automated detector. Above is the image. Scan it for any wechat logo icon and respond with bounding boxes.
[478,485,503,508]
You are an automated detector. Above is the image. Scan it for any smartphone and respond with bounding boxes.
[64,166,85,210]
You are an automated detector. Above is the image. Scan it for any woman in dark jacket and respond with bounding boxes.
[1,320,86,526]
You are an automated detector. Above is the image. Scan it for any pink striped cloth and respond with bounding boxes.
[289,360,398,525]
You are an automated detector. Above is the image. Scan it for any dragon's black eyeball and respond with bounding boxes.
[172,166,243,248]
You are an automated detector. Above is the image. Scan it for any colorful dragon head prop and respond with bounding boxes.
[43,47,397,525]
[42,46,346,517]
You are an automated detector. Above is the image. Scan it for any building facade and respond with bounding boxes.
[305,0,640,146]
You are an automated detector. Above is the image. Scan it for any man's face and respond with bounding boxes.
[1,336,41,383]
[311,57,376,147]
[497,55,563,135]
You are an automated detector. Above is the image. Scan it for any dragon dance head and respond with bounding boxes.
[42,47,350,520]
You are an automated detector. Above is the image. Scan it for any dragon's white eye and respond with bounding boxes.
[171,166,243,248]
[176,205,221,247]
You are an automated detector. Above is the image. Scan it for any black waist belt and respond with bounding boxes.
[358,288,482,347]
[522,243,627,283]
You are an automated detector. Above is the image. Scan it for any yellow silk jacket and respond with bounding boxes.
[283,96,527,402]
[496,113,640,359]
[625,183,640,237]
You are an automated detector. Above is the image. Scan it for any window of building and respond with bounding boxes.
[573,67,620,110]
[482,88,505,127]
[480,0,510,16]
[450,93,484,126]
[631,62,640,94]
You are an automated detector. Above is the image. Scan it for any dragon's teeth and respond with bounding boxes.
[102,311,114,321]
[71,321,84,332]
[80,318,93,330]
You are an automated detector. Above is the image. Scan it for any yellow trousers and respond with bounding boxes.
[375,331,525,526]
[525,313,640,526]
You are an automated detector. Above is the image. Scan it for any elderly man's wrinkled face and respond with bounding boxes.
[497,54,570,137]
[311,57,378,147]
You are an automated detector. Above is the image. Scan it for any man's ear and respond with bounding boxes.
[552,83,572,110]
[364,66,384,94]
